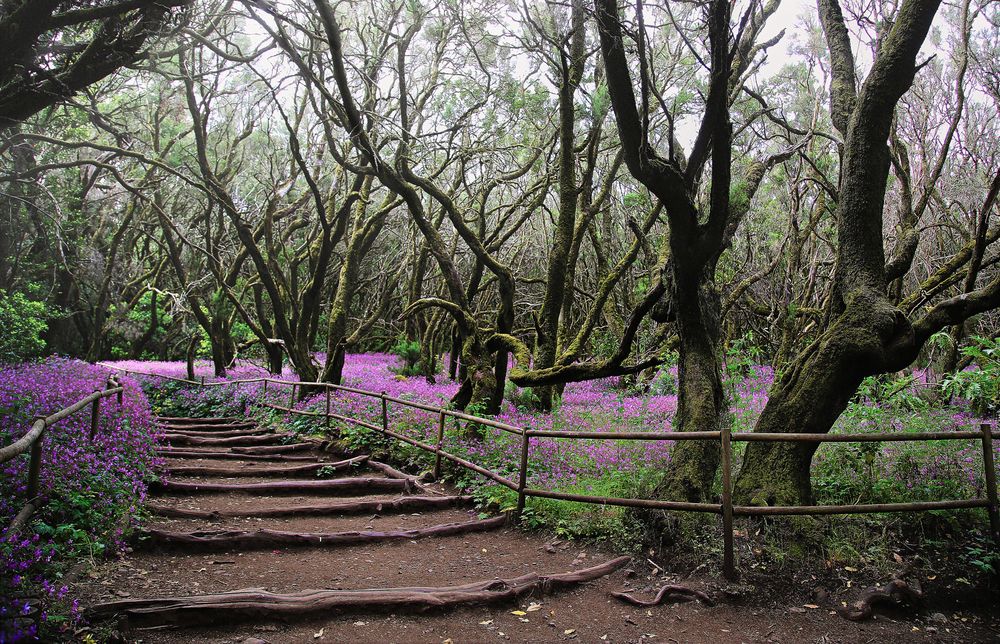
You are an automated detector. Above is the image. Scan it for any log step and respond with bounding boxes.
[155,449,319,462]
[87,557,631,627]
[229,443,315,454]
[156,416,245,424]
[158,428,270,439]
[148,494,474,519]
[162,434,290,447]
[152,477,413,496]
[142,515,507,550]
[155,422,258,431]
[163,456,369,478]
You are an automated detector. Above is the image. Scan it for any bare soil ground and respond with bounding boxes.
[74,417,999,643]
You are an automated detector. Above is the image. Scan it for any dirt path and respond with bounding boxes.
[75,417,999,643]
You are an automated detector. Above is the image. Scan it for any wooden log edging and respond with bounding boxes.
[157,416,245,424]
[163,455,369,478]
[142,516,507,550]
[148,495,476,519]
[230,443,314,454]
[88,556,632,627]
[155,422,258,432]
[161,434,291,447]
[151,477,413,495]
[157,428,270,439]
[156,449,320,462]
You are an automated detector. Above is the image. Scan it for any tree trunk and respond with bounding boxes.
[651,263,725,503]
[734,295,906,504]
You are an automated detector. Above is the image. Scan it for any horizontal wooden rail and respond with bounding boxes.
[734,498,990,516]
[2,377,124,535]
[524,488,721,513]
[101,363,1000,584]
[527,429,721,441]
[733,430,984,442]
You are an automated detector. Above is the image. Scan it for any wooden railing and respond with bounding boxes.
[1,376,124,535]
[101,364,1000,580]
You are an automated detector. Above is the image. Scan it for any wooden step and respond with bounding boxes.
[87,557,631,627]
[162,455,368,478]
[147,494,474,519]
[151,477,413,496]
[141,515,507,550]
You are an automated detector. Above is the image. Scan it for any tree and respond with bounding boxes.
[0,0,192,127]
[735,0,1000,505]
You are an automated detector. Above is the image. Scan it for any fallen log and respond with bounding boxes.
[611,585,715,607]
[148,494,475,519]
[142,515,506,550]
[88,556,631,627]
[230,443,314,454]
[162,434,290,447]
[151,477,412,495]
[163,455,369,478]
[156,449,319,462]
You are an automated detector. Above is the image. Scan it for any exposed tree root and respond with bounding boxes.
[148,494,475,519]
[837,565,924,621]
[156,449,319,462]
[230,443,314,454]
[142,516,507,550]
[611,585,715,607]
[163,455,369,478]
[367,460,432,484]
[88,556,631,627]
[151,477,413,495]
[162,434,290,447]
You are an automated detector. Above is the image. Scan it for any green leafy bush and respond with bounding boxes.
[941,336,1000,415]
[0,290,48,363]
[389,337,423,376]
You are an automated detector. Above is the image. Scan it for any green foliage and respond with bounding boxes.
[941,336,1000,415]
[504,380,542,411]
[0,289,48,363]
[649,350,679,396]
[390,337,424,377]
[724,332,763,383]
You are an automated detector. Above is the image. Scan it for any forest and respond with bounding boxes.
[1,0,1000,640]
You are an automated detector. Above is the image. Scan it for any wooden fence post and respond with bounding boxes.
[381,392,389,433]
[981,423,1000,547]
[433,410,445,480]
[516,429,530,522]
[325,387,332,430]
[289,383,297,408]
[26,419,45,501]
[721,422,737,580]
[89,390,102,440]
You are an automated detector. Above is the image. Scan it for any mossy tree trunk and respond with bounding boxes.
[535,0,586,412]
[596,0,733,502]
[732,0,1000,505]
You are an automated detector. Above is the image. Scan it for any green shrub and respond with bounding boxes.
[941,336,1000,415]
[0,289,48,363]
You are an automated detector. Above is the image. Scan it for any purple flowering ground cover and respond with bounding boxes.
[0,358,158,642]
[117,353,1000,545]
